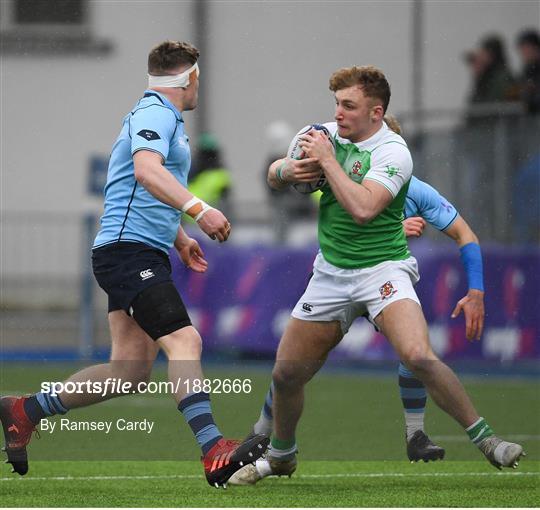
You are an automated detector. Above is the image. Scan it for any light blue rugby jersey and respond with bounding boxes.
[93,91,190,252]
[404,176,458,230]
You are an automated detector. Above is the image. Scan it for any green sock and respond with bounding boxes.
[271,436,296,451]
[269,436,297,461]
[466,417,494,445]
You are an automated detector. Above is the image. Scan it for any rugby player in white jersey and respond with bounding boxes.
[230,65,524,484]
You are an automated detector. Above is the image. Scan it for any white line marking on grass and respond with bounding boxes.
[1,472,538,482]
[299,472,539,479]
[432,435,540,442]
[0,474,201,482]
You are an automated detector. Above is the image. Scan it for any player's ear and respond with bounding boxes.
[370,104,384,122]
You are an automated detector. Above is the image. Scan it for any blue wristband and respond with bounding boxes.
[459,242,484,292]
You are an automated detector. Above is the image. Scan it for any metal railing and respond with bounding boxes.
[398,106,539,244]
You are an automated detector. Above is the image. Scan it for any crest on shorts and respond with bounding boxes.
[379,281,397,300]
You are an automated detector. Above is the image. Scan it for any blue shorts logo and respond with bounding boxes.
[140,269,155,281]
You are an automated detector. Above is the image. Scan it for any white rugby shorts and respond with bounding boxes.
[291,252,421,334]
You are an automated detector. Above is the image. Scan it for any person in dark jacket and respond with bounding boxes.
[516,29,540,114]
[466,35,517,106]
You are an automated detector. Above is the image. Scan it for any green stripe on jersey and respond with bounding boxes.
[318,139,410,269]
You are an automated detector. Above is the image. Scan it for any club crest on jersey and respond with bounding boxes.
[379,281,397,300]
[351,160,363,175]
[385,166,399,177]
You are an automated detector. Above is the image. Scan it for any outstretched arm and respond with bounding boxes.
[406,177,484,340]
[444,216,485,341]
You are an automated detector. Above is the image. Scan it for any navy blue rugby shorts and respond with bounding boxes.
[92,241,175,313]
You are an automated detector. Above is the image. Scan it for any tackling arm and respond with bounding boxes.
[444,213,485,340]
[406,176,484,339]
[444,216,479,247]
[444,216,484,293]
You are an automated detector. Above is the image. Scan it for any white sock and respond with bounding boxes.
[255,458,273,477]
[268,443,297,461]
[405,411,424,441]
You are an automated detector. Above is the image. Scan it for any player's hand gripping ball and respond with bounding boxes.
[287,124,335,194]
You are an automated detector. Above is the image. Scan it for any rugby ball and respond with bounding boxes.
[287,124,334,194]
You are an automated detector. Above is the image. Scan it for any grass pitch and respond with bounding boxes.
[1,362,539,506]
[2,460,539,507]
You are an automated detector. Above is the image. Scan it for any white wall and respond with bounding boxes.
[1,1,196,293]
[1,1,195,214]
[1,0,538,289]
[206,0,412,206]
[3,1,538,213]
[206,0,538,205]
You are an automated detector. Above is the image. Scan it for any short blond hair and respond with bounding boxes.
[329,65,391,112]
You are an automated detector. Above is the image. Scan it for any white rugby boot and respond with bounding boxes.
[227,455,297,485]
[478,436,525,470]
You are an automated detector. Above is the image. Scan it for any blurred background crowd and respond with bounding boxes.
[1,1,539,366]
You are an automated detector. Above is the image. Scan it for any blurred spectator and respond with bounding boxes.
[264,121,316,243]
[516,29,540,115]
[464,34,518,123]
[188,132,232,215]
[512,153,540,243]
[460,35,519,239]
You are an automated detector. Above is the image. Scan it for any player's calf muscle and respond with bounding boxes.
[108,360,153,387]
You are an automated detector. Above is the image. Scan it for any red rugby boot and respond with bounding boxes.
[0,396,39,475]
[202,434,269,488]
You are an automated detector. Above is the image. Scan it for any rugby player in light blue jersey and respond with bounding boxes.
[0,40,268,487]
[398,175,485,462]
